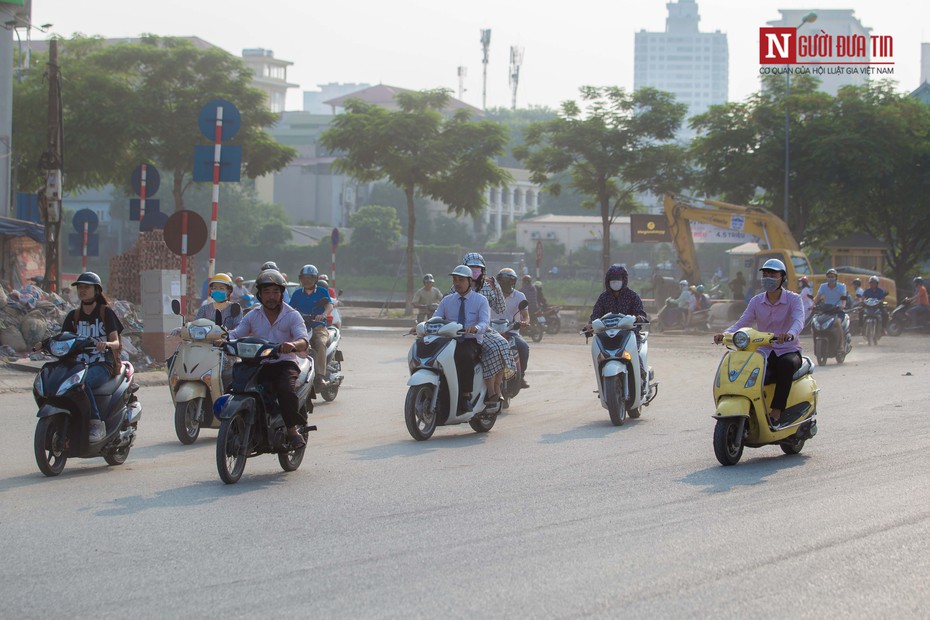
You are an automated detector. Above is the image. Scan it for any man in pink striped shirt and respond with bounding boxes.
[714,259,804,427]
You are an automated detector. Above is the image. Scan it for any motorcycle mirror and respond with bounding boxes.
[230,303,241,318]
[171,299,181,315]
[518,300,529,310]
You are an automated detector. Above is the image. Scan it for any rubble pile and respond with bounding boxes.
[109,229,198,316]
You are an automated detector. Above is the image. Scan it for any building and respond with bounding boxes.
[766,9,871,96]
[634,0,728,138]
[483,168,542,238]
[304,83,371,115]
[517,215,632,254]
[241,48,298,114]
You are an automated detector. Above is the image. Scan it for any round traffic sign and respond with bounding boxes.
[331,227,340,249]
[198,99,241,142]
[131,163,160,197]
[163,210,208,256]
[72,208,99,234]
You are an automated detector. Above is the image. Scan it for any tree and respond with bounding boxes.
[321,89,510,312]
[515,86,690,273]
[12,35,296,210]
[349,205,401,257]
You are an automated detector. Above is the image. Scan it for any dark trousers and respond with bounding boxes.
[513,334,529,374]
[257,361,303,428]
[454,339,481,394]
[767,351,802,411]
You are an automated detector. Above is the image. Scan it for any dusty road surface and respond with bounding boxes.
[1,327,928,618]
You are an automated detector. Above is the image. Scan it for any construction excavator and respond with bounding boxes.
[661,193,896,327]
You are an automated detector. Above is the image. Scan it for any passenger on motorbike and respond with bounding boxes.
[714,259,804,427]
[494,268,531,389]
[460,252,513,405]
[225,269,310,448]
[521,274,539,320]
[665,279,691,326]
[814,268,848,348]
[413,274,443,321]
[904,277,929,324]
[852,278,864,301]
[534,280,549,309]
[195,273,242,330]
[230,276,249,304]
[288,264,334,391]
[584,264,648,341]
[432,264,490,407]
[798,276,814,321]
[861,275,889,331]
[35,272,123,442]
[688,284,709,326]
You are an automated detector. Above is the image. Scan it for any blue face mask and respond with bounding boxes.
[210,290,228,302]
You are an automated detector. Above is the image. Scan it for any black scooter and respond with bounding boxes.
[886,302,930,336]
[33,332,142,476]
[811,304,851,365]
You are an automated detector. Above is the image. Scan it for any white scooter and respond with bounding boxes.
[586,312,658,426]
[318,324,345,402]
[166,300,238,444]
[404,318,499,441]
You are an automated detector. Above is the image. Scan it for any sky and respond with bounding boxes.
[21,0,930,112]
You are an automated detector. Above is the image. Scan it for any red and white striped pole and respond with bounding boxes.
[208,105,223,278]
[139,163,148,223]
[331,250,336,289]
[81,222,88,271]
[181,211,189,316]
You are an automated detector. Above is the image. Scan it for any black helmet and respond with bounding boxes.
[72,272,102,289]
[260,261,279,272]
[255,269,286,290]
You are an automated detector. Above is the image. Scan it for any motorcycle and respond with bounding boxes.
[860,297,885,346]
[33,332,142,476]
[166,300,239,444]
[886,301,930,336]
[490,300,530,410]
[415,302,439,324]
[712,329,818,466]
[584,312,658,426]
[213,337,317,484]
[525,311,546,343]
[652,299,710,332]
[301,306,345,403]
[541,304,562,335]
[811,304,851,366]
[404,318,501,441]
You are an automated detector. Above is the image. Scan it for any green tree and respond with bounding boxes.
[515,86,690,273]
[349,204,401,256]
[12,35,296,210]
[321,88,510,311]
[366,182,432,242]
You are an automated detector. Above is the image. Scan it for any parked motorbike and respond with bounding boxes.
[33,332,142,476]
[415,302,439,324]
[541,304,562,335]
[811,304,851,366]
[404,318,501,441]
[213,337,317,484]
[491,300,529,410]
[584,312,658,426]
[861,297,885,346]
[711,329,818,466]
[886,301,930,337]
[166,300,238,444]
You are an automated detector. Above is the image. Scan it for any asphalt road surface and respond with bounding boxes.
[1,328,928,619]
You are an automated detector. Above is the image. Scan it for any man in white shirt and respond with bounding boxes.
[492,268,530,388]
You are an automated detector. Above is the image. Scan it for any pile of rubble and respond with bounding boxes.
[0,283,156,369]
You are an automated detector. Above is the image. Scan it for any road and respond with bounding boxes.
[1,328,929,618]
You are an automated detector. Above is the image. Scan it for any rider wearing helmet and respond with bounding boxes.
[195,272,242,330]
[227,269,311,448]
[586,264,648,338]
[230,276,249,304]
[460,252,513,405]
[852,278,864,300]
[665,279,692,327]
[798,276,814,321]
[861,274,889,331]
[714,258,804,427]
[413,273,443,322]
[520,274,539,316]
[432,264,491,407]
[288,264,334,391]
[44,272,124,443]
[814,267,849,351]
[688,283,709,325]
[493,267,531,389]
[905,276,929,324]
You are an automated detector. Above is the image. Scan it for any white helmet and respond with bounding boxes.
[679,279,689,287]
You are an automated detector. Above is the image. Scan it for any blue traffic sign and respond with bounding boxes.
[198,99,241,142]
[140,210,169,232]
[72,208,99,234]
[130,198,161,222]
[131,164,160,197]
[331,228,340,249]
[68,233,99,257]
[193,145,242,182]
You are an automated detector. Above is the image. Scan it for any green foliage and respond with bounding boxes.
[349,205,401,253]
[515,86,690,273]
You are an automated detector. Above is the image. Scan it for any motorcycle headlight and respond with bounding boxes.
[732,331,750,350]
[49,339,74,357]
[56,368,87,396]
[189,325,210,340]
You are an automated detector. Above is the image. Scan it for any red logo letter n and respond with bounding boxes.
[759,27,796,64]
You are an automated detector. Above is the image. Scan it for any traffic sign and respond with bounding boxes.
[131,164,160,197]
[331,228,340,249]
[72,208,99,234]
[198,99,241,141]
[140,210,169,232]
[193,145,242,182]
[163,210,208,256]
[68,233,99,256]
[130,198,161,222]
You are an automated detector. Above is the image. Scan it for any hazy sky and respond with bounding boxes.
[24,0,930,111]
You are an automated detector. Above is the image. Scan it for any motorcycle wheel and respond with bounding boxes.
[604,376,627,426]
[216,413,248,484]
[836,350,846,364]
[713,418,744,466]
[469,412,497,433]
[320,385,339,402]
[817,355,828,366]
[865,322,876,346]
[278,440,306,472]
[545,316,561,335]
[174,398,204,444]
[629,407,641,419]
[886,319,903,337]
[104,447,130,466]
[404,384,437,441]
[780,438,806,455]
[34,416,68,477]
[530,325,544,343]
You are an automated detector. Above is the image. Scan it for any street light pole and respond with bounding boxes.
[784,12,817,228]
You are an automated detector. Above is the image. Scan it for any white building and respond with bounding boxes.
[304,83,371,114]
[484,168,542,239]
[517,215,632,254]
[634,0,728,137]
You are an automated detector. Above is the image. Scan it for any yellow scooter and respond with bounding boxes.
[712,328,819,465]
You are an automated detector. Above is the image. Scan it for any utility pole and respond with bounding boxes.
[457,65,467,101]
[40,39,62,293]
[480,29,491,111]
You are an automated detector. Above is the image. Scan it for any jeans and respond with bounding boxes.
[83,364,112,420]
[513,334,529,375]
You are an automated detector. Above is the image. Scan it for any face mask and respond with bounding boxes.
[210,290,228,302]
[609,280,624,291]
[827,277,836,284]
[470,267,483,280]
[761,277,780,292]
